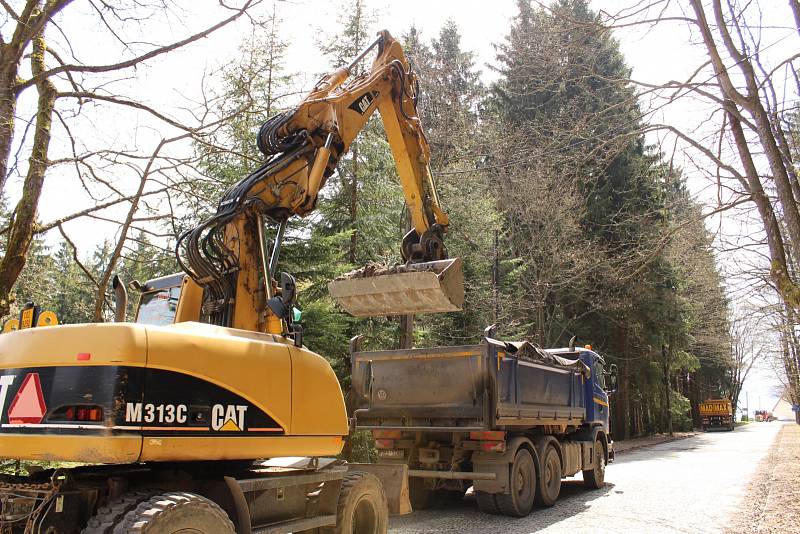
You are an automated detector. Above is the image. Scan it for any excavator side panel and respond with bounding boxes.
[0,324,146,463]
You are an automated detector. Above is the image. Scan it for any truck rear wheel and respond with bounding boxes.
[115,492,235,533]
[330,471,388,534]
[408,476,436,510]
[535,445,561,507]
[495,448,536,517]
[475,491,501,515]
[582,440,606,490]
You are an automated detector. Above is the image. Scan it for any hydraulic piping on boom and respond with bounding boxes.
[177,30,463,333]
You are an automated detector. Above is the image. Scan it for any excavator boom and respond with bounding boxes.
[177,31,463,330]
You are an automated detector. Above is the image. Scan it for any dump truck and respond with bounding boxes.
[699,399,734,431]
[0,31,457,533]
[350,327,617,517]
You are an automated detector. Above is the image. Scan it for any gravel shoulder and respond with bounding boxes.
[726,422,800,534]
[613,431,698,454]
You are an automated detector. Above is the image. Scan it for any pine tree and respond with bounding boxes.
[488,0,732,438]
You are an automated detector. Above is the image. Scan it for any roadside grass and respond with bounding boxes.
[0,459,85,475]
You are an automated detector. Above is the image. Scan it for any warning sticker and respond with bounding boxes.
[7,373,46,424]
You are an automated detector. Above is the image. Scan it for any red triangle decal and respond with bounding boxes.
[7,373,46,424]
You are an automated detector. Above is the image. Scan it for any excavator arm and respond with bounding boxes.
[177,31,463,334]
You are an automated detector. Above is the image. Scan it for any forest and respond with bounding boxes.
[2,0,799,441]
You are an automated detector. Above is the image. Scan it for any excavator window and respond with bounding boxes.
[136,286,181,326]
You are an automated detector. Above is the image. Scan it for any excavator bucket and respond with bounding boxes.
[328,258,464,317]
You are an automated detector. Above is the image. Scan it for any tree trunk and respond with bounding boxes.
[348,142,358,264]
[662,344,673,435]
[0,29,56,317]
[0,66,18,198]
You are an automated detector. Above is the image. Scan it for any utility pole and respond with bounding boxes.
[662,344,673,436]
[746,391,749,421]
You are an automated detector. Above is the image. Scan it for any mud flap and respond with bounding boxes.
[348,463,411,515]
[328,258,464,317]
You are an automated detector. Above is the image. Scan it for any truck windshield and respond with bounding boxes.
[136,286,181,326]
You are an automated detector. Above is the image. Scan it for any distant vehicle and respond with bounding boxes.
[754,410,776,422]
[699,399,734,431]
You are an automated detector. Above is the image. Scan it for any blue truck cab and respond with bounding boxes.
[546,346,615,433]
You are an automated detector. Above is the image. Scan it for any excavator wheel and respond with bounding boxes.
[81,492,154,533]
[324,471,388,534]
[114,492,235,533]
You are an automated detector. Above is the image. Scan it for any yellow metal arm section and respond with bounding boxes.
[179,31,456,333]
[246,30,449,241]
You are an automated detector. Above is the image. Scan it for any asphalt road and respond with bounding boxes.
[389,423,782,533]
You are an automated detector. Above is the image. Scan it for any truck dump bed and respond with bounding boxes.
[350,337,590,431]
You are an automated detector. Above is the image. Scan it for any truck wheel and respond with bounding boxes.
[408,476,436,510]
[582,440,606,490]
[81,492,153,533]
[495,448,536,517]
[330,471,388,534]
[535,445,561,507]
[475,491,501,515]
[116,492,235,533]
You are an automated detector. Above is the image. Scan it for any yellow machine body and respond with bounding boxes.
[0,317,346,464]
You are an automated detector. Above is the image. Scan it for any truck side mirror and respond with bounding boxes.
[605,363,618,395]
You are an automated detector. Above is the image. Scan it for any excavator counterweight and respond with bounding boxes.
[328,258,464,317]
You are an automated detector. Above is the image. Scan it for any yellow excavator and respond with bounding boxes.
[0,31,461,533]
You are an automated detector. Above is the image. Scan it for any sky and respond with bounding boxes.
[5,0,795,410]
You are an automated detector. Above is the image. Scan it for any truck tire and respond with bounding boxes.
[408,476,436,510]
[329,471,388,534]
[495,448,536,517]
[475,490,502,515]
[81,491,153,533]
[115,492,235,533]
[535,445,561,507]
[582,439,606,490]
[475,491,501,515]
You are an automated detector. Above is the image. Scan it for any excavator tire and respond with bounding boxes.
[81,491,154,534]
[325,471,388,534]
[115,492,235,533]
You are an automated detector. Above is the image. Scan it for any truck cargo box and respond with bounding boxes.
[350,334,591,431]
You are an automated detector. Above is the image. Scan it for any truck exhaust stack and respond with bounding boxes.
[328,258,464,317]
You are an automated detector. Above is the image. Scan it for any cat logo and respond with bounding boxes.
[348,91,378,115]
[211,404,247,431]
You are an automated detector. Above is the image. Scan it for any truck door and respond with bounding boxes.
[592,359,610,428]
[581,352,609,427]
